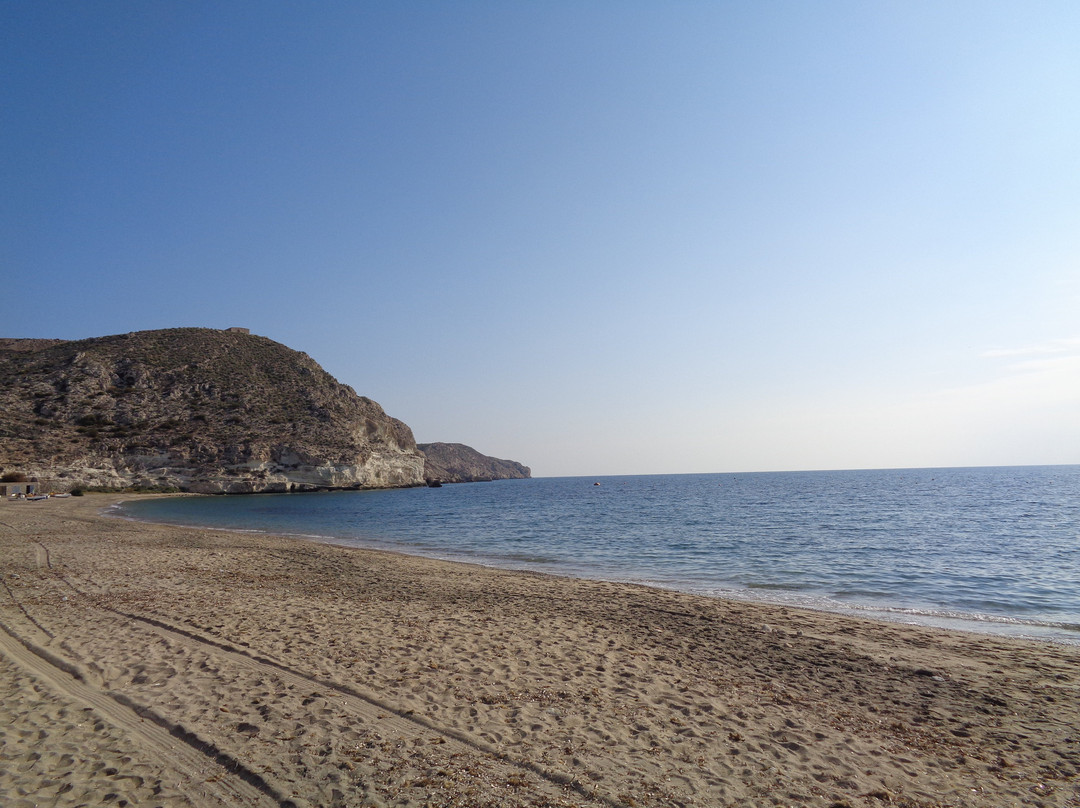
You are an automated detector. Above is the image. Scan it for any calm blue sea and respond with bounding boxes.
[117,466,1080,644]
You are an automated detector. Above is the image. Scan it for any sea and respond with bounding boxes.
[116,465,1080,644]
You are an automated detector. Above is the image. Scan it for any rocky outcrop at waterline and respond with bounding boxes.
[418,442,531,484]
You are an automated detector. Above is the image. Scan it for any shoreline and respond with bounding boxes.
[114,491,1080,648]
[2,494,1079,806]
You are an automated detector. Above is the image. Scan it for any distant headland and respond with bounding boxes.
[0,327,529,494]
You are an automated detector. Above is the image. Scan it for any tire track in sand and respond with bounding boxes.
[0,617,287,808]
[49,553,620,807]
[105,604,618,807]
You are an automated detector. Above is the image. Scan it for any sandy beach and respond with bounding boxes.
[1,495,1078,807]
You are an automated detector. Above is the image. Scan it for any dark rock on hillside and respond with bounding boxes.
[0,328,425,493]
[418,442,531,484]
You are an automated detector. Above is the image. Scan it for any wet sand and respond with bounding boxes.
[1,494,1078,807]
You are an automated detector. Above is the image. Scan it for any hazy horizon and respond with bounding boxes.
[3,3,1078,477]
[532,461,1080,479]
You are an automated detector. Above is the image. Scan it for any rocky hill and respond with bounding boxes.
[0,328,425,493]
[418,442,531,484]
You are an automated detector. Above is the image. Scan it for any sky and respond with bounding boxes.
[2,2,1078,477]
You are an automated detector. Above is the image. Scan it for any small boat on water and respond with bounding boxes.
[50,492,72,498]
[26,494,50,501]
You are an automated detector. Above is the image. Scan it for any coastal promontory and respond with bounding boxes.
[0,328,425,493]
[418,442,531,484]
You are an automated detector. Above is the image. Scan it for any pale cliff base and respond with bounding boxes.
[19,450,425,493]
[1,496,1078,807]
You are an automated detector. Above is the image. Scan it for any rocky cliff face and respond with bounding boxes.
[0,328,425,493]
[418,442,531,484]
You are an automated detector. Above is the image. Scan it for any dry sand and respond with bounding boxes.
[1,494,1078,808]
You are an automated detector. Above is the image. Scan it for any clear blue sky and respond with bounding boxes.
[3,2,1078,476]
